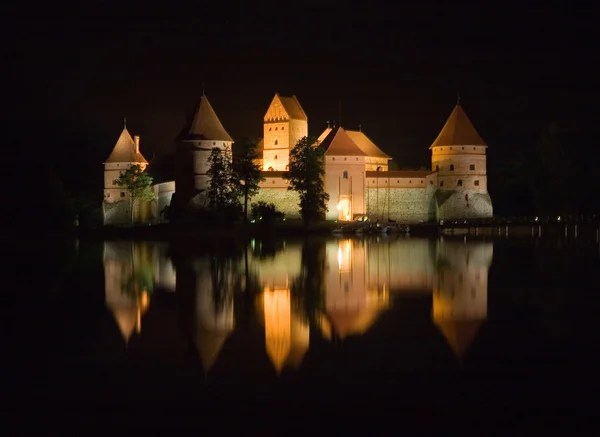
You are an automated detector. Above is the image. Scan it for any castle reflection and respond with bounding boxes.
[102,236,493,371]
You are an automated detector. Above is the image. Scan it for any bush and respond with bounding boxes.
[250,201,285,224]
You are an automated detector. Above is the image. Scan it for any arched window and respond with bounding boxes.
[435,165,439,171]
[268,166,274,171]
[343,170,348,179]
[274,155,278,160]
[377,166,382,171]
[450,164,454,171]
[457,179,463,187]
[274,139,278,145]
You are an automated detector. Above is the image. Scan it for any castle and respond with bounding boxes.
[103,93,493,225]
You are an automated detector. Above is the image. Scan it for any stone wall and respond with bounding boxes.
[103,200,131,226]
[250,187,301,219]
[435,190,493,220]
[366,186,437,223]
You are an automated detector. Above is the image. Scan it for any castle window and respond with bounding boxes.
[274,139,278,145]
[268,166,274,171]
[274,155,278,160]
[435,165,439,171]
[430,180,433,185]
[356,158,358,161]
[343,170,348,179]
[440,181,444,187]
[377,166,382,171]
[474,180,480,186]
[458,179,463,186]
[409,180,412,183]
[450,147,453,150]
[470,164,475,170]
[120,192,125,197]
[421,180,423,183]
[332,157,335,160]
[113,180,118,185]
[269,127,272,131]
[473,147,476,150]
[272,180,275,183]
[462,147,465,150]
[450,164,454,171]
[282,126,285,130]
[344,157,347,161]
[213,142,216,146]
[397,180,400,183]
[275,127,278,130]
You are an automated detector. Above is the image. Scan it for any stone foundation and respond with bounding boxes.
[366,186,437,223]
[250,187,301,220]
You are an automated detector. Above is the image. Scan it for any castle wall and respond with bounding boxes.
[366,185,437,223]
[251,183,301,219]
[435,190,493,221]
[153,181,176,222]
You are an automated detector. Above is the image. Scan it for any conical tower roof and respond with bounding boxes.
[105,128,148,164]
[430,104,486,149]
[181,95,233,142]
[435,319,484,359]
[195,329,232,374]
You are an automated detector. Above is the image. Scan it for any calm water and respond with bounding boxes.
[6,232,600,435]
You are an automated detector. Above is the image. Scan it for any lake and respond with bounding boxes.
[6,231,600,435]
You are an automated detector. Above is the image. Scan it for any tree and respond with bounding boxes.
[232,138,265,222]
[116,164,156,225]
[284,136,329,226]
[206,146,241,219]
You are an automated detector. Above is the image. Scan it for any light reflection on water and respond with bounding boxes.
[102,236,493,372]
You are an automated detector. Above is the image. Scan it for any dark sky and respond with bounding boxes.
[8,1,597,172]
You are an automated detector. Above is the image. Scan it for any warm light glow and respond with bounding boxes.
[337,199,351,221]
[263,288,291,374]
[338,239,352,273]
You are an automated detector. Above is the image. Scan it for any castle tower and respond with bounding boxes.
[430,103,493,220]
[103,126,148,225]
[262,93,308,171]
[175,94,233,208]
[432,239,493,360]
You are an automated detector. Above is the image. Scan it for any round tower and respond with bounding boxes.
[175,94,233,208]
[430,103,493,220]
[103,125,148,225]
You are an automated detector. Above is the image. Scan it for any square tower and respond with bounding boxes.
[262,93,308,171]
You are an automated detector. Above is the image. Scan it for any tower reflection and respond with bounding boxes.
[432,238,493,359]
[103,241,154,344]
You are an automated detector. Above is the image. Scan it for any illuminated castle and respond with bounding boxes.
[248,93,493,223]
[102,92,493,225]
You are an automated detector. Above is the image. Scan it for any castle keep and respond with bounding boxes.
[102,93,493,225]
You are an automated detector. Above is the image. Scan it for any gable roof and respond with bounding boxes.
[346,130,391,159]
[279,95,307,120]
[430,104,486,149]
[181,95,233,142]
[318,127,368,157]
[105,128,148,164]
[264,93,308,121]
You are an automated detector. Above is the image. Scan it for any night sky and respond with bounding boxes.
[8,2,597,181]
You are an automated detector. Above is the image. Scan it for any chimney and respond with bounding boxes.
[134,136,140,154]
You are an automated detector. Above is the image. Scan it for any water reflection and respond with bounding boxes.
[433,238,493,358]
[103,241,176,342]
[102,236,493,371]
